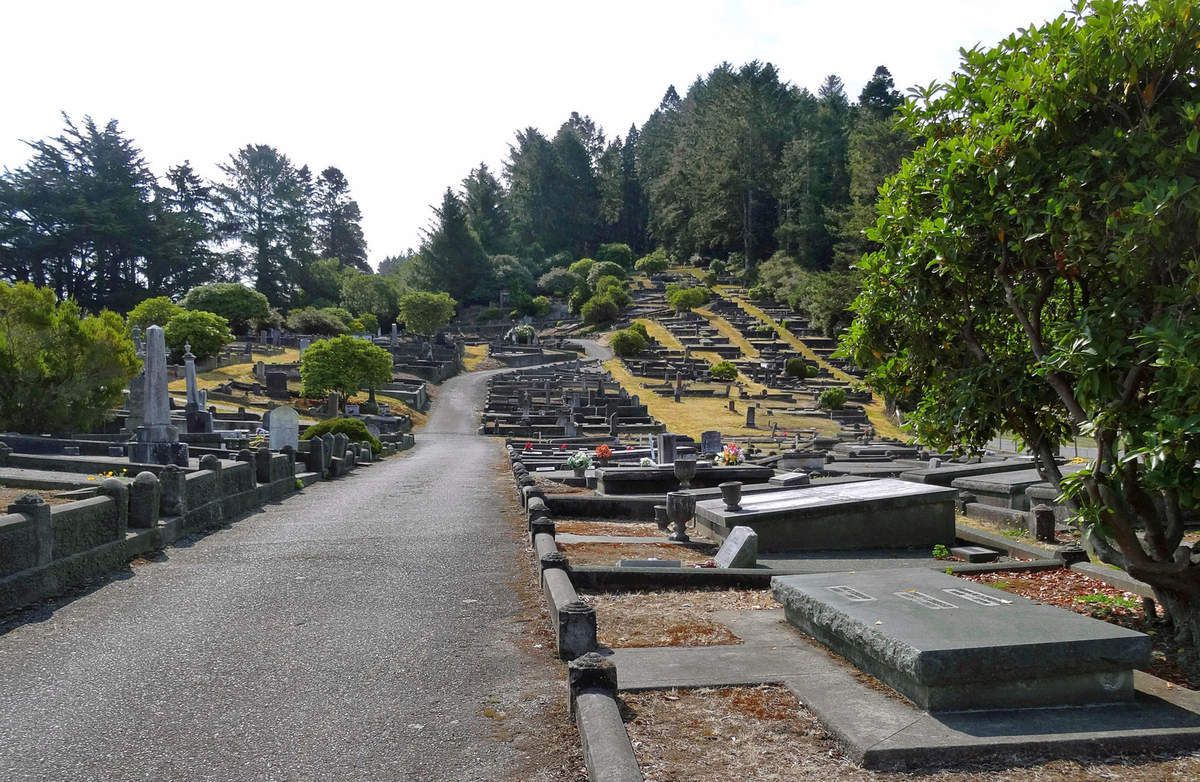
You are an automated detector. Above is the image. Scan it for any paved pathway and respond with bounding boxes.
[0,369,536,781]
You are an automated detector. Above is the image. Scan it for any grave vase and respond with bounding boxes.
[719,481,743,511]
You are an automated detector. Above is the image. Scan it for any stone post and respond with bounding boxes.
[567,652,618,718]
[304,438,326,477]
[97,478,129,536]
[129,471,162,529]
[159,464,187,517]
[9,494,52,567]
[0,441,10,467]
[255,447,272,484]
[1029,504,1056,542]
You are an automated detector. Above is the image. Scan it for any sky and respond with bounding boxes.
[0,0,1068,267]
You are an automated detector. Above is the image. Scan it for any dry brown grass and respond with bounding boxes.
[581,588,774,648]
[462,343,491,371]
[604,356,838,442]
[559,542,715,567]
[622,686,1200,781]
[554,520,663,537]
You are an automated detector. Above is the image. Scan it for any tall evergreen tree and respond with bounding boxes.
[148,161,223,296]
[550,121,600,256]
[413,188,491,303]
[314,166,369,271]
[215,144,310,306]
[461,163,510,256]
[857,65,903,120]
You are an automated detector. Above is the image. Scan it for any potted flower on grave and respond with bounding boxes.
[594,443,613,466]
[713,443,744,466]
[565,450,593,478]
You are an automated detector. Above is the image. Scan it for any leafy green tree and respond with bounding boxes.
[593,276,631,308]
[180,282,270,334]
[817,387,846,410]
[296,257,350,308]
[357,312,380,334]
[609,327,648,357]
[585,260,626,287]
[709,361,738,381]
[149,162,224,297]
[215,144,311,305]
[340,272,399,323]
[634,248,670,273]
[666,285,710,313]
[163,309,233,362]
[0,282,139,432]
[580,295,619,325]
[595,243,634,269]
[842,0,1200,640]
[300,335,393,400]
[397,290,456,337]
[127,296,182,331]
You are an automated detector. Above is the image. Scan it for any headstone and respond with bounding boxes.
[768,471,810,487]
[700,430,722,455]
[345,403,360,415]
[714,526,758,568]
[253,361,266,381]
[745,405,756,428]
[325,392,340,418]
[267,405,300,451]
[772,568,1150,711]
[128,325,188,466]
[299,338,311,357]
[390,322,398,348]
[655,432,677,464]
[265,371,289,400]
[125,369,146,432]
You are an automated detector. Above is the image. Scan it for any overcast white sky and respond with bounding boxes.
[1,0,1067,267]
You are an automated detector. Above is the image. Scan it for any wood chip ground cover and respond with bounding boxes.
[553,519,663,537]
[621,685,1200,781]
[580,588,773,648]
[559,541,716,567]
[957,568,1200,688]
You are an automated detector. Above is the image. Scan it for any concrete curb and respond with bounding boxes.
[956,523,1085,564]
[569,654,643,782]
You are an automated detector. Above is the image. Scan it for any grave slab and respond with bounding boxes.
[695,478,956,552]
[714,525,757,568]
[771,567,1151,711]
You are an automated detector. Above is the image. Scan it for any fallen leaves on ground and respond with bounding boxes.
[559,542,716,567]
[580,587,773,648]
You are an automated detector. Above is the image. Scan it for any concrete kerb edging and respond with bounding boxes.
[569,653,644,782]
[956,523,1087,564]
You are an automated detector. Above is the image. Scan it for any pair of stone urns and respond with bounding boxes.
[652,456,743,543]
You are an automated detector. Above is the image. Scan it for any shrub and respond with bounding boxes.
[530,295,551,317]
[287,307,350,335]
[580,295,620,325]
[628,321,649,339]
[594,276,631,307]
[164,310,233,362]
[127,296,181,332]
[537,268,579,297]
[634,248,670,274]
[610,328,648,357]
[709,361,738,381]
[567,258,595,280]
[586,261,627,288]
[300,335,393,399]
[180,283,270,333]
[818,387,847,410]
[0,282,139,433]
[300,416,382,454]
[595,242,634,269]
[785,358,808,378]
[666,285,710,313]
[357,313,380,334]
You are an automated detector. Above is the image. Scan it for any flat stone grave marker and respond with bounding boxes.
[267,405,300,451]
[714,525,757,568]
[695,478,956,552]
[772,567,1150,712]
[950,545,1000,563]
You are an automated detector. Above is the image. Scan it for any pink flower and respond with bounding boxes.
[523,442,533,451]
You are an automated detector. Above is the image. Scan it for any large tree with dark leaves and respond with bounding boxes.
[412,188,491,303]
[215,144,311,306]
[461,163,510,256]
[314,166,369,271]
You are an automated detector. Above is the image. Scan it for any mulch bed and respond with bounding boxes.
[621,685,1200,781]
[958,568,1200,688]
[0,487,78,507]
[580,587,773,648]
[554,520,665,537]
[559,542,717,567]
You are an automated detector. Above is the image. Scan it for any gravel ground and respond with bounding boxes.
[0,367,569,782]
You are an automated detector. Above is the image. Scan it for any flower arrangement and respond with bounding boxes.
[713,443,744,466]
[639,457,654,467]
[594,444,613,460]
[565,450,593,470]
[523,441,534,451]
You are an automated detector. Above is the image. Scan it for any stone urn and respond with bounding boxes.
[719,481,743,511]
[665,491,696,543]
[573,465,587,478]
[673,456,698,490]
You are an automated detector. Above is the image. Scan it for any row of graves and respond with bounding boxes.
[480,361,664,440]
[500,419,1200,774]
[0,325,410,617]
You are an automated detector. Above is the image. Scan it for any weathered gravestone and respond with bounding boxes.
[694,478,956,552]
[714,525,757,568]
[772,568,1150,711]
[700,430,722,455]
[267,405,300,451]
[655,432,677,464]
[265,371,290,400]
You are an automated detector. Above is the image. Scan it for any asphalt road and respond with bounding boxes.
[0,369,538,781]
